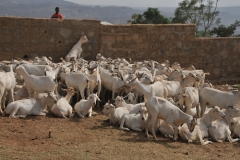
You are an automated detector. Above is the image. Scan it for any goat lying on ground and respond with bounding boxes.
[178,106,226,145]
[74,93,100,118]
[114,96,145,114]
[4,92,57,118]
[119,105,148,131]
[51,87,75,118]
[208,106,240,142]
[102,102,129,125]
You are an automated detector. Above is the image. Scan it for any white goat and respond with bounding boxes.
[51,87,76,118]
[209,107,240,142]
[114,96,145,114]
[168,69,209,88]
[21,64,53,76]
[127,78,166,101]
[15,65,56,98]
[0,64,16,115]
[65,35,89,62]
[4,92,57,118]
[178,107,226,145]
[161,73,199,99]
[74,93,100,118]
[102,103,129,125]
[86,65,101,106]
[199,87,240,117]
[100,67,126,100]
[119,113,144,131]
[144,96,196,141]
[123,91,136,104]
[230,117,240,138]
[178,87,200,117]
[60,72,89,100]
[119,105,160,132]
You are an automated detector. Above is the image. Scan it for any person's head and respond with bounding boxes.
[55,7,59,13]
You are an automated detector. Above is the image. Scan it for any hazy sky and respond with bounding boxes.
[67,0,240,7]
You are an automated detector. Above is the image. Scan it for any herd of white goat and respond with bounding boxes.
[1,35,240,145]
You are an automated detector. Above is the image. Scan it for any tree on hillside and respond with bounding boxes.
[127,13,144,24]
[127,7,170,24]
[210,20,240,37]
[172,0,221,36]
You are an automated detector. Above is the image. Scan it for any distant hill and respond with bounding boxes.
[0,0,143,24]
[1,0,240,34]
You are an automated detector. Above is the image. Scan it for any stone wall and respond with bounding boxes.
[1,17,240,83]
[100,24,196,63]
[0,17,101,62]
[100,24,240,83]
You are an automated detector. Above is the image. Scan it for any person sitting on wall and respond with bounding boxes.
[51,7,63,19]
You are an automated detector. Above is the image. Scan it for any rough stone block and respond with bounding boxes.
[31,19,48,27]
[155,26,173,34]
[0,51,13,60]
[102,26,113,33]
[124,43,135,49]
[174,26,185,32]
[192,40,201,47]
[30,35,48,44]
[122,27,132,33]
[133,26,147,33]
[2,26,15,35]
[185,26,196,33]
[132,34,139,41]
[87,31,95,37]
[140,34,147,41]
[115,35,123,42]
[15,18,32,26]
[0,35,12,43]
[111,43,123,48]
[20,27,40,35]
[167,34,178,40]
[48,19,63,27]
[3,43,13,52]
[187,33,196,40]
[123,35,132,42]
[201,40,210,48]
[0,17,14,26]
[159,34,166,41]
[178,34,187,41]
[101,35,115,42]
[60,28,72,38]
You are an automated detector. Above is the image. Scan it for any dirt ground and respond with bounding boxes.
[1,85,240,160]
